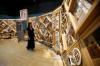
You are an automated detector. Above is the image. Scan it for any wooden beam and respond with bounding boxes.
[46,16,52,22]
[63,0,69,11]
[68,0,77,12]
[67,12,78,33]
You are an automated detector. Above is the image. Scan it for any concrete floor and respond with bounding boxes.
[0,38,63,66]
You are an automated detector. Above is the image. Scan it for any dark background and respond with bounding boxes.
[0,0,63,18]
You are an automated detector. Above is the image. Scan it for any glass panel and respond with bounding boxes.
[73,0,92,22]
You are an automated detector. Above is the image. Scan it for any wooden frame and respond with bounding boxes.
[77,0,100,35]
[79,14,100,66]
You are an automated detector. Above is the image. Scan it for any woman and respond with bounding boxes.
[27,22,35,50]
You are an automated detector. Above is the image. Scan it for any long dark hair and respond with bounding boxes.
[28,22,33,30]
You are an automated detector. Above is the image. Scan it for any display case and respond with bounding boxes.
[73,0,93,22]
[61,7,78,50]
[67,0,100,34]
[83,27,100,66]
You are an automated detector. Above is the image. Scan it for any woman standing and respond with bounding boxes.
[27,22,35,50]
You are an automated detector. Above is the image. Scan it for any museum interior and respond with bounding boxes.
[0,0,100,66]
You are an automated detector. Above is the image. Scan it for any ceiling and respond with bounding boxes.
[0,0,63,18]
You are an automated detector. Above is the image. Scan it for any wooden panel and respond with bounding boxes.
[62,33,67,50]
[77,0,100,35]
[69,0,77,12]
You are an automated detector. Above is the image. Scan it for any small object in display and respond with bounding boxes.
[20,9,28,21]
[72,48,81,65]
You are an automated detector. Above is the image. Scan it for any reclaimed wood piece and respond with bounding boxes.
[62,33,67,50]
